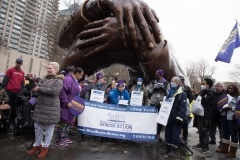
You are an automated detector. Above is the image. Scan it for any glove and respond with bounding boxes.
[159,87,166,92]
[175,117,183,124]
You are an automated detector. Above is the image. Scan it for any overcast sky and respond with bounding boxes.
[59,0,240,82]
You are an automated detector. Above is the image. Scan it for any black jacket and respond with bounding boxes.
[200,88,215,120]
[182,84,194,103]
[18,84,39,103]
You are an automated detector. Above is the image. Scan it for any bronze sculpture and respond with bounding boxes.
[58,0,187,84]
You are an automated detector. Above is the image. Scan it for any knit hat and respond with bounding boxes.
[137,78,143,82]
[117,80,124,87]
[96,73,103,80]
[157,69,164,76]
[178,75,184,80]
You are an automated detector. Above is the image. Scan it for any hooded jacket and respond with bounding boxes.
[32,75,64,124]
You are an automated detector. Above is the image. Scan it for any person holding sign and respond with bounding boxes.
[55,67,84,147]
[160,77,186,157]
[85,73,108,102]
[109,80,130,105]
[216,84,240,158]
[130,78,149,106]
[148,69,169,142]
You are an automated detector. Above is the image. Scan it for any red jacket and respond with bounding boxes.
[4,67,24,92]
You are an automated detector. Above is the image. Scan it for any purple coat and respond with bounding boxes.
[59,74,80,124]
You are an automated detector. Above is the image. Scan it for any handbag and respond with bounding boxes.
[28,92,36,106]
[0,104,10,110]
[191,96,204,116]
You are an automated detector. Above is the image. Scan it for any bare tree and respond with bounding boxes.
[101,65,130,84]
[195,58,216,83]
[185,58,216,91]
[229,64,240,82]
[185,61,198,86]
[0,36,9,55]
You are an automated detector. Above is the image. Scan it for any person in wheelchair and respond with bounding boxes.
[18,73,39,127]
[0,80,9,134]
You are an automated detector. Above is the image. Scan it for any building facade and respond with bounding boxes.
[0,0,59,77]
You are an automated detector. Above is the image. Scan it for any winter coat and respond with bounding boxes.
[80,80,91,98]
[221,96,240,120]
[109,89,130,105]
[200,88,215,120]
[18,86,39,103]
[167,87,187,125]
[59,74,80,124]
[32,75,63,124]
[0,87,9,103]
[85,82,108,101]
[211,89,226,125]
[130,84,149,106]
[148,79,169,107]
[182,84,194,103]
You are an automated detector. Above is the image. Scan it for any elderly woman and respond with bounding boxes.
[109,80,130,105]
[160,76,187,157]
[130,78,149,106]
[55,67,84,147]
[27,62,63,159]
[216,84,240,158]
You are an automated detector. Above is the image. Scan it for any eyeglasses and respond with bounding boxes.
[155,75,160,77]
[16,62,22,64]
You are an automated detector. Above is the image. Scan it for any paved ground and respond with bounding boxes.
[0,125,239,160]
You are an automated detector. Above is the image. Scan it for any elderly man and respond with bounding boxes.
[210,82,226,149]
[160,77,187,157]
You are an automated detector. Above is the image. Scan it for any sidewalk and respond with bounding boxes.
[0,125,239,160]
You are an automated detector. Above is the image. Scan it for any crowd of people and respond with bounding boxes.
[0,58,240,158]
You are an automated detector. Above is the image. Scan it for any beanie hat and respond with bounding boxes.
[178,75,184,80]
[157,69,164,76]
[137,78,143,82]
[96,73,103,80]
[117,80,124,87]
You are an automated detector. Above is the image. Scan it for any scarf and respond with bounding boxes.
[137,85,141,91]
[166,85,180,99]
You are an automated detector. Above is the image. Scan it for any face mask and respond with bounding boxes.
[137,82,142,86]
[85,78,88,80]
[201,85,206,90]
[171,82,176,88]
[112,80,115,83]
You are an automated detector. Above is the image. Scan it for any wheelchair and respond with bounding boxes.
[12,97,35,136]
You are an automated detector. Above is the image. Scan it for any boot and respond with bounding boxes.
[160,143,171,154]
[200,145,209,153]
[226,146,238,158]
[167,145,178,157]
[216,142,229,154]
[27,145,42,155]
[38,147,48,158]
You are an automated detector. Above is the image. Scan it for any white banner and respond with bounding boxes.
[156,96,175,126]
[78,100,157,142]
[90,89,105,103]
[130,91,143,106]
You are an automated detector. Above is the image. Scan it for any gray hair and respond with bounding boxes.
[173,77,181,85]
[214,81,225,88]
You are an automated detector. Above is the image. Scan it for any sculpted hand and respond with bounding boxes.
[77,17,127,57]
[98,0,161,49]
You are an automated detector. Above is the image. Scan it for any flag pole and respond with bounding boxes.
[236,19,240,26]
